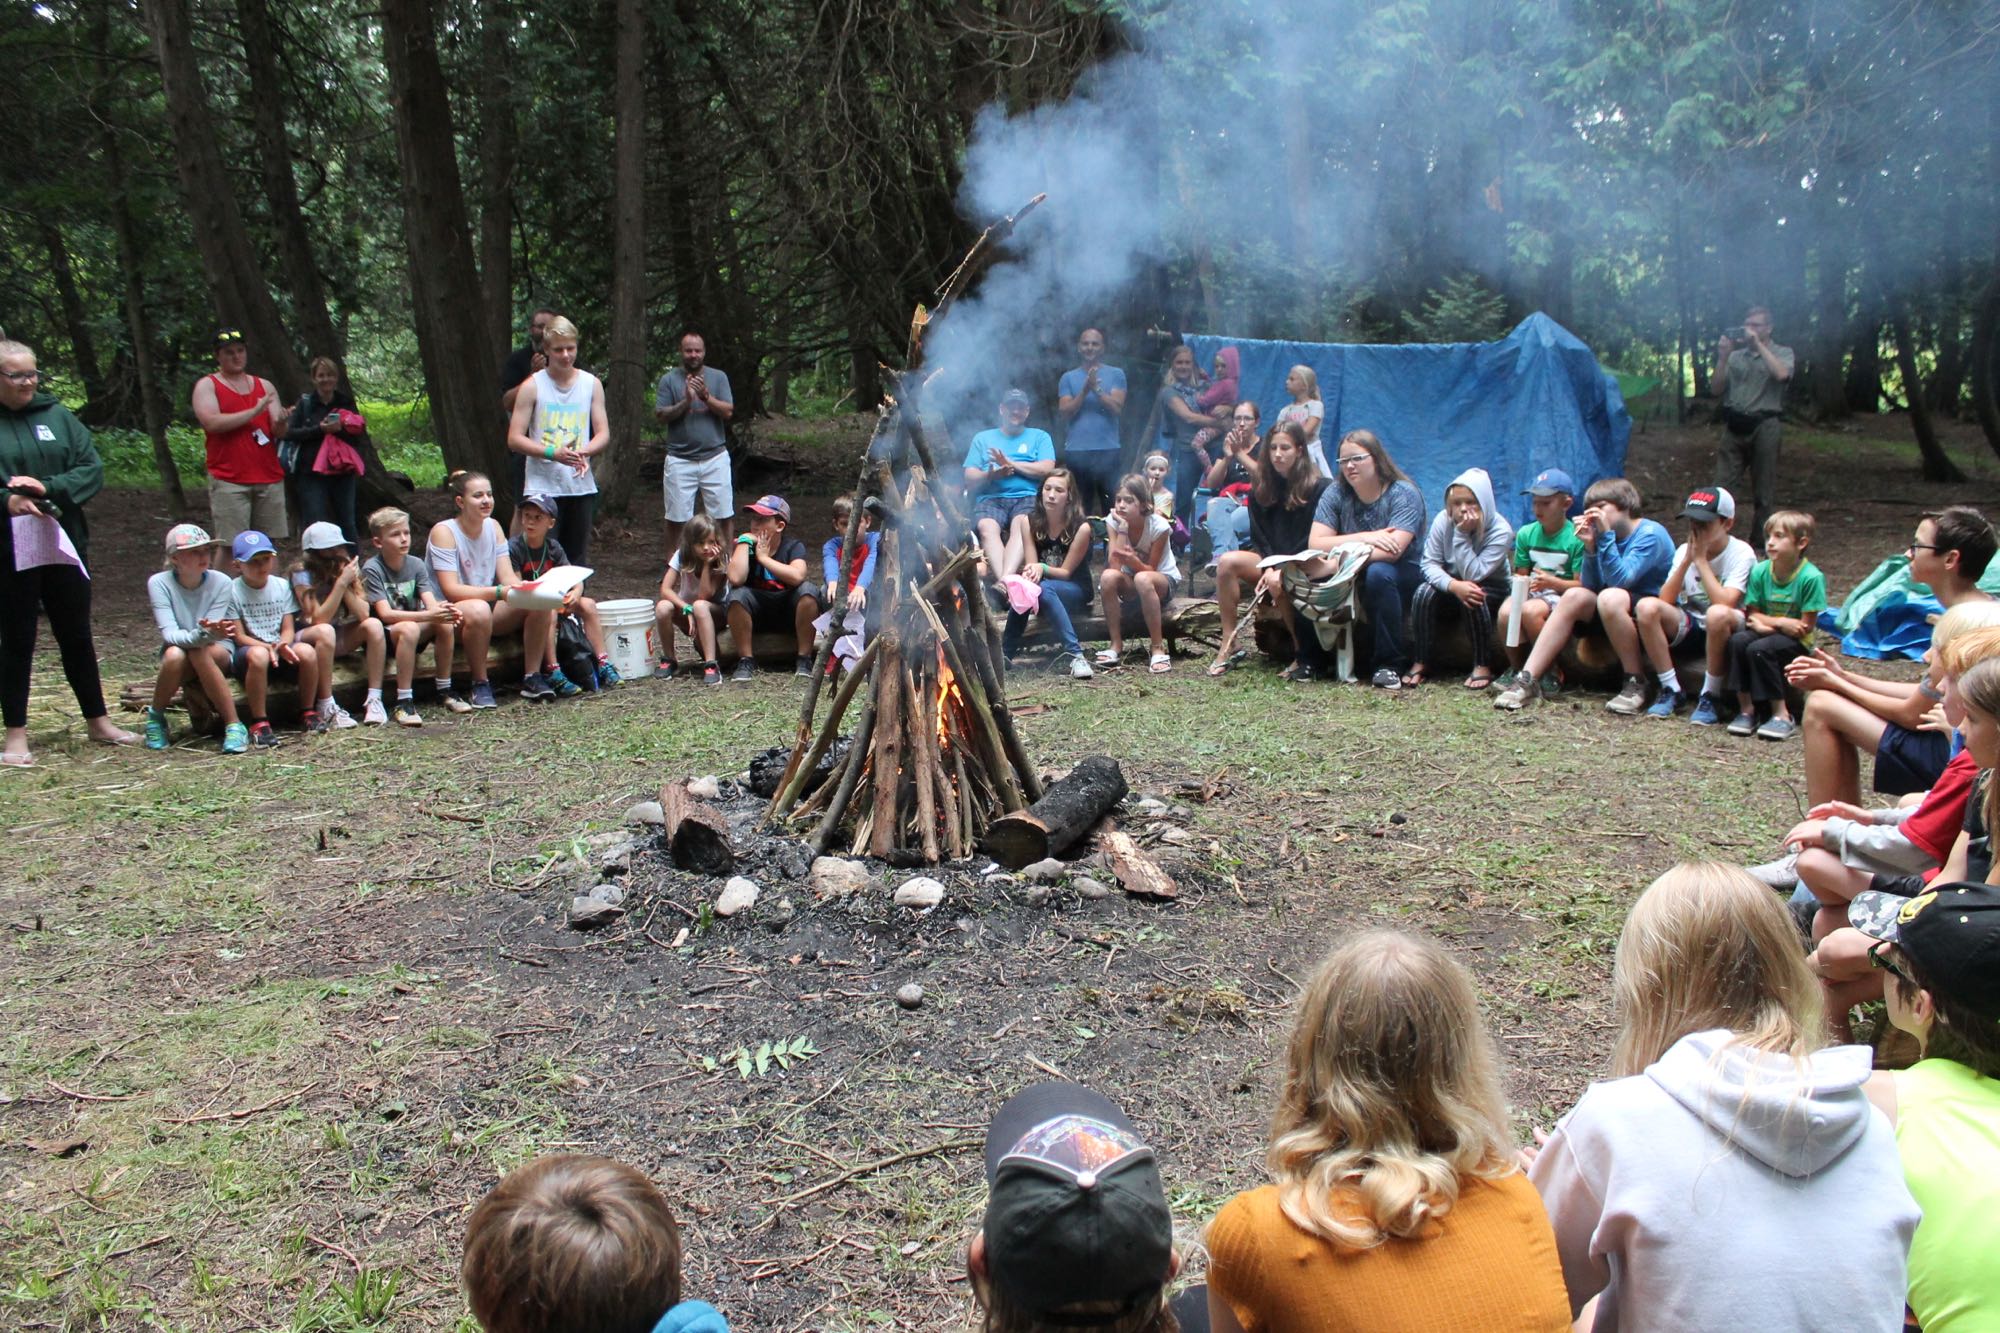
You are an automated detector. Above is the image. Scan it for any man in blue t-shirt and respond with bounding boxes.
[963,387,1055,584]
[1056,328,1127,512]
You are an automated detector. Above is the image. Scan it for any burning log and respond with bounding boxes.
[981,757,1130,869]
[660,778,735,875]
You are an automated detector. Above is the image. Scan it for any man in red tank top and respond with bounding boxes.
[191,328,289,545]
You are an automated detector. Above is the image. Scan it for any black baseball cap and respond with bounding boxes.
[1681,487,1736,522]
[1850,881,2000,1022]
[982,1082,1174,1319]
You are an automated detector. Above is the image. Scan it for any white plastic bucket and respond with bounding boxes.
[598,598,655,680]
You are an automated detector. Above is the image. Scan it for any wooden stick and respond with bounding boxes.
[929,597,1022,810]
[163,1081,319,1125]
[814,684,877,853]
[952,744,973,851]
[868,638,905,857]
[770,637,882,817]
[762,1137,976,1210]
[906,656,940,862]
[948,584,1035,808]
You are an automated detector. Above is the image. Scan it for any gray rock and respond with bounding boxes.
[687,775,723,800]
[895,983,925,1010]
[1023,858,1068,883]
[588,882,626,907]
[599,843,635,872]
[582,829,630,852]
[1073,876,1112,899]
[1131,796,1170,817]
[625,800,665,827]
[715,876,760,917]
[1024,885,1056,907]
[811,856,877,899]
[568,896,625,929]
[773,842,812,880]
[1156,826,1195,846]
[893,876,946,910]
[763,896,797,929]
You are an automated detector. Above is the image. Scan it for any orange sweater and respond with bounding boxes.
[1206,1175,1571,1332]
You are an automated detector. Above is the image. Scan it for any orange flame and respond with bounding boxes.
[935,655,964,746]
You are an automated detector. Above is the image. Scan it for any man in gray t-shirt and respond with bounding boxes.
[1712,305,1794,541]
[654,331,737,557]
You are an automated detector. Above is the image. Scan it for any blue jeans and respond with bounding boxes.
[1003,577,1089,657]
[1204,495,1250,559]
[297,469,360,548]
[1358,559,1424,674]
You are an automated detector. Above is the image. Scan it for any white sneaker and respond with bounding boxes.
[361,697,389,726]
[324,700,359,729]
[1068,653,1094,680]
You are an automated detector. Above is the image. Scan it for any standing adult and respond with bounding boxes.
[0,340,137,764]
[1713,306,1793,540]
[1154,345,1210,522]
[1055,327,1126,512]
[191,328,289,545]
[1305,428,1428,690]
[499,306,558,531]
[284,356,363,547]
[963,387,1055,584]
[655,331,736,561]
[507,317,609,563]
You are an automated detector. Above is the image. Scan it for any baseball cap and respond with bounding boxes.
[214,327,246,347]
[1524,468,1575,497]
[1000,388,1033,408]
[231,530,277,562]
[1849,882,2000,1022]
[518,493,561,519]
[982,1082,1174,1319]
[163,523,224,556]
[744,494,791,522]
[300,521,349,552]
[1681,487,1736,522]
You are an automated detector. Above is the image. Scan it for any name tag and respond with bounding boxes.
[34,424,55,442]
[252,429,271,446]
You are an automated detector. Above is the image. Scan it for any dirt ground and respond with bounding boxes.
[2,412,1997,1331]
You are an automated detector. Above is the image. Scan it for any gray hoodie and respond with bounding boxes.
[1420,466,1514,592]
[1529,1029,1918,1333]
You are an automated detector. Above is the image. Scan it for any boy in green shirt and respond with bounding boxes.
[1713,509,1827,739]
[1494,468,1588,691]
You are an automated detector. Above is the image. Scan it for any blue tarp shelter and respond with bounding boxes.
[1181,314,1631,525]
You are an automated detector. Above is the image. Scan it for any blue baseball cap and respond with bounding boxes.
[231,530,277,562]
[1524,468,1576,497]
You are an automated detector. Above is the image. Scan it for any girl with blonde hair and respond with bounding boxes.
[1205,929,1570,1331]
[1528,863,1917,1331]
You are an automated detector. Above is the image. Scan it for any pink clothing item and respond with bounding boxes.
[1196,346,1241,412]
[1003,574,1042,614]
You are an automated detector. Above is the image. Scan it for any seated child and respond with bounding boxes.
[724,493,821,681]
[144,524,247,754]
[1790,505,1997,807]
[821,492,880,613]
[1632,487,1755,718]
[427,470,527,710]
[1494,477,1672,712]
[294,521,385,726]
[507,491,615,700]
[1408,467,1514,690]
[361,506,462,726]
[227,529,335,746]
[1712,509,1828,738]
[1143,450,1174,521]
[1494,468,1586,694]
[1003,467,1095,678]
[1097,473,1180,673]
[655,512,727,684]
[462,1154,728,1333]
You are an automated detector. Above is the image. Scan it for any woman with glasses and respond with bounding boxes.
[1302,428,1428,689]
[1527,863,1917,1332]
[1196,399,1262,572]
[0,340,138,765]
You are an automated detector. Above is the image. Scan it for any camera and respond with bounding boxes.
[1723,326,1747,342]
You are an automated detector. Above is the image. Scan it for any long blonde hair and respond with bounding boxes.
[1264,930,1515,1250]
[1611,862,1821,1077]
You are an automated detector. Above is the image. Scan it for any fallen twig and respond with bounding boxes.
[43,1232,173,1280]
[762,1138,975,1209]
[163,1081,317,1126]
[47,1079,137,1104]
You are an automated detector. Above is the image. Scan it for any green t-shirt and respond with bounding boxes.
[1513,519,1586,580]
[1895,1058,2000,1332]
[1744,558,1827,639]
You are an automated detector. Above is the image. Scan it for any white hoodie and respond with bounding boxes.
[1420,466,1514,592]
[1529,1029,1919,1333]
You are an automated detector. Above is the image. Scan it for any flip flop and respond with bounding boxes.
[1464,669,1495,691]
[92,729,141,747]
[1400,668,1428,689]
[1206,659,1232,677]
[1,751,35,768]
[1149,653,1172,674]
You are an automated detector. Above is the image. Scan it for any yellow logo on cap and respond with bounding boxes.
[1898,892,1937,926]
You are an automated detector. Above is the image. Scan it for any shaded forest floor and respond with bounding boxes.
[2,413,1996,1331]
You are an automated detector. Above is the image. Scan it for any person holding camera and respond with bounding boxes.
[1713,306,1794,542]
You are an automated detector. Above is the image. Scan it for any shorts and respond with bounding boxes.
[1665,605,1710,660]
[509,450,527,507]
[1874,721,1951,797]
[664,452,734,524]
[1528,589,1561,609]
[974,493,1037,531]
[725,583,823,630]
[209,480,289,543]
[1868,871,1926,898]
[228,641,299,679]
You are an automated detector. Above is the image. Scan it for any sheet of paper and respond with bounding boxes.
[12,514,86,577]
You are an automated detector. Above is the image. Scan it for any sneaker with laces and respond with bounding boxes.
[439,690,474,714]
[1746,852,1801,891]
[1605,675,1649,715]
[1538,673,1563,699]
[1645,687,1683,719]
[1494,675,1536,710]
[519,672,555,702]
[362,697,389,726]
[595,658,622,687]
[144,707,171,751]
[394,702,423,727]
[469,680,498,709]
[324,700,359,729]
[222,721,250,754]
[546,668,582,698]
[795,654,814,677]
[1371,667,1402,690]
[702,661,722,685]
[1756,716,1800,741]
[1067,653,1094,680]
[654,659,678,679]
[250,720,282,748]
[1688,693,1724,727]
[302,709,330,734]
[1491,669,1518,691]
[1726,711,1757,737]
[732,659,755,682]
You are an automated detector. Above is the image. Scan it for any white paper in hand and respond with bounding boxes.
[505,564,593,610]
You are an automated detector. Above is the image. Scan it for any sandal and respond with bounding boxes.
[1400,667,1428,689]
[1206,658,1232,678]
[1,751,35,768]
[1093,648,1121,667]
[1464,668,1495,691]
[1149,653,1172,674]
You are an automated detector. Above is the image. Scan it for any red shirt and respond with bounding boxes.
[204,374,284,485]
[1905,748,1978,871]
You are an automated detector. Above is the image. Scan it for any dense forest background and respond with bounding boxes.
[3,0,1999,515]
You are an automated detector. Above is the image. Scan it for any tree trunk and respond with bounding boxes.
[378,0,509,503]
[139,0,305,395]
[1886,302,1966,483]
[37,219,106,412]
[476,0,516,353]
[1807,221,1849,419]
[597,0,647,515]
[1970,269,2000,460]
[99,109,187,517]
[234,0,342,363]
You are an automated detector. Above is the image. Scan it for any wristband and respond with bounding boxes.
[738,535,757,545]
[544,443,557,460]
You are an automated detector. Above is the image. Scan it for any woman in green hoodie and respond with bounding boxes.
[0,340,136,765]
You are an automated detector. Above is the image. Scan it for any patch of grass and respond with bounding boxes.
[92,398,447,492]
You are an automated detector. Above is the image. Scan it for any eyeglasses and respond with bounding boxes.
[1907,543,1939,556]
[1,369,40,384]
[1867,940,1911,985]
[1337,455,1370,469]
